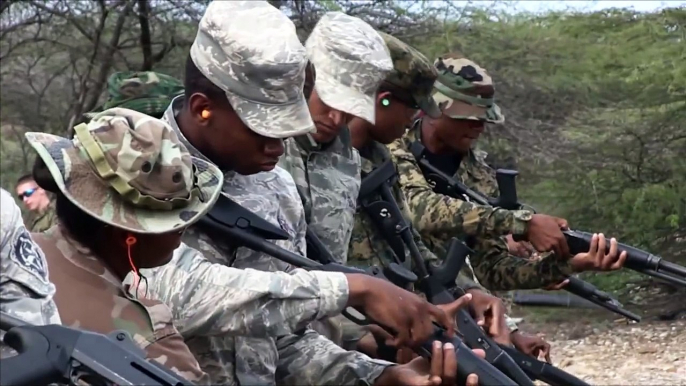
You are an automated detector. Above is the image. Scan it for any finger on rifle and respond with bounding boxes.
[428,303,455,337]
[442,342,457,385]
[612,250,628,271]
[396,347,415,364]
[443,293,472,318]
[543,343,552,364]
[556,217,569,230]
[603,237,619,269]
[589,233,599,260]
[598,233,607,269]
[545,278,569,291]
[413,304,437,346]
[466,374,479,386]
[389,314,412,348]
[487,306,505,340]
[430,341,444,385]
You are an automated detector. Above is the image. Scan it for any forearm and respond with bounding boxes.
[276,329,393,386]
[470,238,573,291]
[136,244,349,337]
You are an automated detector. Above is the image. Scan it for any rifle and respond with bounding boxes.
[357,160,533,386]
[413,142,685,305]
[0,312,192,386]
[196,195,518,386]
[442,240,591,386]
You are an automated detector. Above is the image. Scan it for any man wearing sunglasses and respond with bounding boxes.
[15,174,55,233]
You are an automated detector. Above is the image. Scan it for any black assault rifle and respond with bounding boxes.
[0,312,192,386]
[196,195,517,386]
[357,160,533,386]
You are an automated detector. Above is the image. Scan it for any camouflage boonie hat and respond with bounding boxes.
[25,108,223,234]
[377,32,440,118]
[432,54,504,124]
[306,12,392,124]
[190,0,314,139]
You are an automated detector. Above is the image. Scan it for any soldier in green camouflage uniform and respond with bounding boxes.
[15,175,56,233]
[347,33,518,348]
[389,53,628,291]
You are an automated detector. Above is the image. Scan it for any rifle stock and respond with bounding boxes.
[0,312,191,386]
[198,195,518,386]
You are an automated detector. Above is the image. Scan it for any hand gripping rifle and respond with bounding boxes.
[411,141,686,317]
[195,194,517,386]
[0,312,192,386]
[357,160,534,386]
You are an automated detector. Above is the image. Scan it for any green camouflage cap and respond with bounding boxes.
[25,108,223,234]
[87,71,184,119]
[377,32,440,118]
[432,54,504,123]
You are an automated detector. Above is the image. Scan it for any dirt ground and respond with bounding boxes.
[512,284,686,385]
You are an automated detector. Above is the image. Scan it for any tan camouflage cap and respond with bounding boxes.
[377,32,440,118]
[25,108,223,234]
[306,12,392,124]
[432,54,504,123]
[189,0,314,139]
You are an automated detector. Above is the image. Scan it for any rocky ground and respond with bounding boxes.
[513,283,686,385]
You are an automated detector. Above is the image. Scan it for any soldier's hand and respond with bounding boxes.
[526,214,570,258]
[506,234,534,258]
[373,341,484,386]
[511,331,552,363]
[465,289,512,346]
[570,233,627,272]
[346,274,456,347]
[544,278,570,291]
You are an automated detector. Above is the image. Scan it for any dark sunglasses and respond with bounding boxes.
[18,188,36,200]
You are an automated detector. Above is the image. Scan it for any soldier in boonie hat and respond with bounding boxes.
[86,71,185,120]
[27,108,223,235]
[432,53,504,124]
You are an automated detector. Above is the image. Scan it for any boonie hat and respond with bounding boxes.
[25,108,223,234]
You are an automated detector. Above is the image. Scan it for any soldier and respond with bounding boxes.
[388,53,627,290]
[15,174,55,233]
[276,12,392,346]
[139,2,475,385]
[24,108,219,382]
[346,32,517,349]
[387,53,627,358]
[1,188,61,358]
[87,71,185,119]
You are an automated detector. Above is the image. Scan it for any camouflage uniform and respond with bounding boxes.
[388,55,574,291]
[347,34,481,288]
[0,188,61,358]
[142,2,393,385]
[24,198,56,233]
[87,71,184,119]
[24,108,226,384]
[277,12,392,348]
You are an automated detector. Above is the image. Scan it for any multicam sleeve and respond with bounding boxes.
[275,329,393,386]
[135,243,349,338]
[470,236,574,291]
[389,138,532,239]
[145,328,210,385]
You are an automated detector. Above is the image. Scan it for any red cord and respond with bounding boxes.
[126,235,139,288]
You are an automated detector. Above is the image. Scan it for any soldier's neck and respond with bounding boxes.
[420,118,453,155]
[348,118,371,150]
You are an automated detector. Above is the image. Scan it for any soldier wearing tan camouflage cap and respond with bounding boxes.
[388,53,628,356]
[127,2,471,386]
